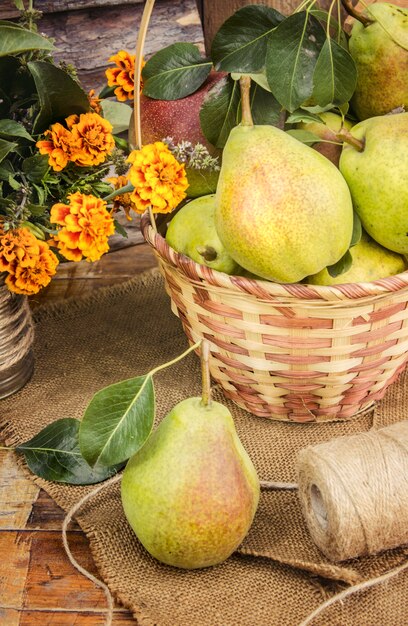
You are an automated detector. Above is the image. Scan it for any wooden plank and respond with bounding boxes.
[0,451,39,530]
[1,0,143,20]
[199,0,346,52]
[36,0,204,92]
[21,530,114,610]
[27,490,80,532]
[30,242,157,308]
[0,531,32,618]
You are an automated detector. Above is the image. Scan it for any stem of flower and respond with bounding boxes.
[340,0,374,26]
[200,340,212,407]
[134,0,156,150]
[103,182,134,202]
[337,128,365,152]
[239,76,254,127]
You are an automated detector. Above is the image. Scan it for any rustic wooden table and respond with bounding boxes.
[0,235,157,625]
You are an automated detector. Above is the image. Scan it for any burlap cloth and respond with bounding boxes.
[1,268,408,625]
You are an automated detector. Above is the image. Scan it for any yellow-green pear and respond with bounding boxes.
[166,194,242,274]
[306,232,407,285]
[298,112,354,166]
[339,112,408,254]
[348,2,408,120]
[121,396,260,569]
[215,78,354,283]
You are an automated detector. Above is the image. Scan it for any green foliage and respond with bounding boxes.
[142,43,212,100]
[79,375,155,467]
[16,418,123,485]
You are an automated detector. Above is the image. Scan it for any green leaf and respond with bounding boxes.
[142,43,212,100]
[79,375,155,468]
[350,212,362,248]
[0,25,54,56]
[16,418,122,485]
[266,12,326,112]
[0,138,18,164]
[28,61,89,133]
[231,71,271,92]
[8,174,20,190]
[101,99,132,134]
[309,9,347,47]
[0,159,14,180]
[312,39,357,108]
[211,5,284,73]
[23,154,49,182]
[327,250,353,278]
[199,75,241,149]
[285,129,322,144]
[285,110,322,125]
[0,119,33,141]
[113,219,128,238]
[248,83,282,126]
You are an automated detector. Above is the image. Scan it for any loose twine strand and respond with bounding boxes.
[62,473,123,626]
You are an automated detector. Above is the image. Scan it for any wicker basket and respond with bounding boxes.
[141,212,408,423]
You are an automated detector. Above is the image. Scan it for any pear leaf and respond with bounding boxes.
[79,375,155,468]
[312,38,357,108]
[28,61,90,133]
[16,418,122,485]
[327,250,353,278]
[247,83,282,127]
[285,129,322,144]
[199,75,241,149]
[142,43,212,100]
[0,25,54,56]
[231,72,272,92]
[100,99,132,134]
[211,5,284,73]
[350,212,362,248]
[285,110,322,125]
[266,12,326,112]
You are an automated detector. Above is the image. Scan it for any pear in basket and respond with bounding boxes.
[165,194,242,274]
[121,394,260,569]
[306,231,407,285]
[339,112,408,254]
[347,2,408,120]
[215,77,354,284]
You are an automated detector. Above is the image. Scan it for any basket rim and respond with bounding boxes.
[140,211,408,303]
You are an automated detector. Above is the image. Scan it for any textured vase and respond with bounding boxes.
[0,273,34,399]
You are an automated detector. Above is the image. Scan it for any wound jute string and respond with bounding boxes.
[0,279,34,372]
[297,420,408,562]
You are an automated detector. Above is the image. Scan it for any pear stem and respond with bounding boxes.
[337,127,365,152]
[340,0,374,26]
[239,76,254,127]
[200,339,212,406]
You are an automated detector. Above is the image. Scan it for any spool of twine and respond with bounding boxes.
[297,420,408,562]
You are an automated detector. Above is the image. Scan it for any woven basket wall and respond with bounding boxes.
[141,212,408,423]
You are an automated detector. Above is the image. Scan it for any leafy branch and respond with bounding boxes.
[2,341,203,485]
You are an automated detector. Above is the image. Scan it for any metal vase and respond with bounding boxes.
[0,273,34,399]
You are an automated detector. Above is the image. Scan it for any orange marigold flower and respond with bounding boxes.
[105,50,145,102]
[50,192,115,262]
[126,142,188,214]
[5,240,59,296]
[36,122,73,171]
[0,226,41,272]
[106,174,138,220]
[88,89,102,114]
[69,112,115,167]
